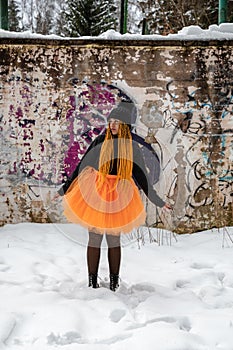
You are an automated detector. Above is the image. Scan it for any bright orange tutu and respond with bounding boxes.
[63,166,146,235]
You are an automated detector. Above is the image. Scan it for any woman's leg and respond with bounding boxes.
[106,234,121,275]
[106,234,121,291]
[87,231,103,287]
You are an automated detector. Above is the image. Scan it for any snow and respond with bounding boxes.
[0,223,233,349]
[2,23,233,41]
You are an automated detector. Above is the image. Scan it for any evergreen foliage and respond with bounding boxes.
[65,0,117,37]
[5,0,222,36]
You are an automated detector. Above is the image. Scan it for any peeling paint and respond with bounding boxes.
[0,40,232,232]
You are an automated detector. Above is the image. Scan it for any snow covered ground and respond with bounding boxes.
[0,223,233,350]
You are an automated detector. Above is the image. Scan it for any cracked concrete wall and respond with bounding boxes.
[0,38,232,233]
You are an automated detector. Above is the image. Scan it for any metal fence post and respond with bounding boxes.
[0,0,8,30]
[219,0,228,24]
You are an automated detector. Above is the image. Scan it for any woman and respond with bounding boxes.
[57,101,172,291]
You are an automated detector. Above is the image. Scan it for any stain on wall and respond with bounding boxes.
[0,38,232,233]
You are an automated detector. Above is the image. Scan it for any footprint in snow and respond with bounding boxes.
[47,331,83,345]
[0,264,11,272]
[175,279,190,289]
[190,262,214,270]
[109,309,126,323]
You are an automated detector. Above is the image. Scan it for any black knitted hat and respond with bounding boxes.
[108,101,137,125]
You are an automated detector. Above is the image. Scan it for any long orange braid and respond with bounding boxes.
[98,123,133,187]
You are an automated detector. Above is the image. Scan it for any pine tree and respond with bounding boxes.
[65,0,117,37]
[8,0,21,31]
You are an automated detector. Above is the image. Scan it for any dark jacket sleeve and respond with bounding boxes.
[132,142,165,208]
[58,134,105,196]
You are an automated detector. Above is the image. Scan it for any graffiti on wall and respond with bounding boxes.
[0,42,232,232]
[138,60,232,231]
[0,73,140,224]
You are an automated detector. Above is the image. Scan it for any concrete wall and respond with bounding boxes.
[0,37,232,233]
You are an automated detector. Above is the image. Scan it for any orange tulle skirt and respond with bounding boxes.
[63,166,146,235]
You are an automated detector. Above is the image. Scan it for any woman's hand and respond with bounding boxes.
[52,193,61,201]
[163,203,173,211]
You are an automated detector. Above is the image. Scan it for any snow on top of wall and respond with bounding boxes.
[100,24,233,41]
[1,24,233,41]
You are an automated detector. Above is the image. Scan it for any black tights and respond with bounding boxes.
[87,231,121,276]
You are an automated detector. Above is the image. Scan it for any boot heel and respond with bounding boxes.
[88,274,99,288]
[110,274,119,291]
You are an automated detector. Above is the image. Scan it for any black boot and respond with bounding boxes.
[88,274,99,288]
[110,274,119,292]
